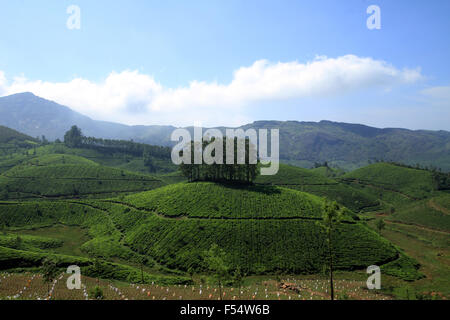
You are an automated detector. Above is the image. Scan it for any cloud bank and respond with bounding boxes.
[0,55,422,126]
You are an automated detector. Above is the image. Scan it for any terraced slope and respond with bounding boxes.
[122,182,327,219]
[342,163,435,201]
[255,164,380,212]
[112,182,418,277]
[0,160,164,199]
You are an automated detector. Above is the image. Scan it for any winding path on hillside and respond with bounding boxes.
[339,178,417,200]
[101,200,358,223]
[384,219,450,235]
[428,199,450,215]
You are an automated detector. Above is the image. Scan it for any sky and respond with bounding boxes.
[0,0,449,130]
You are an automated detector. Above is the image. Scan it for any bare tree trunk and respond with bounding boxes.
[218,279,222,301]
[329,232,335,300]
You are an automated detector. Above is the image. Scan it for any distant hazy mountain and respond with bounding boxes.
[0,92,176,145]
[1,92,449,170]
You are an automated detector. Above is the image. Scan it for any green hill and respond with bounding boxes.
[341,163,436,206]
[0,159,165,200]
[107,182,418,277]
[19,154,99,167]
[0,125,37,144]
[255,164,380,212]
[122,182,330,219]
[310,165,345,178]
[0,126,38,162]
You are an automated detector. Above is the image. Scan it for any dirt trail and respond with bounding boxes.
[428,199,450,215]
[340,178,417,200]
[385,220,450,235]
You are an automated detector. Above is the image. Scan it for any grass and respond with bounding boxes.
[366,219,449,298]
[388,198,450,232]
[10,225,91,257]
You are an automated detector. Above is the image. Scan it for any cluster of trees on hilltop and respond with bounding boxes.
[179,138,260,184]
[64,125,171,159]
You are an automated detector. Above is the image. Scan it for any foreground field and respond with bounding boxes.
[0,272,392,300]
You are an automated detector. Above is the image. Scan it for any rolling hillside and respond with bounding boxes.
[106,182,419,278]
[255,164,380,212]
[0,154,165,200]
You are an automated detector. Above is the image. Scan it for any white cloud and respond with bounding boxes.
[420,86,450,101]
[0,71,7,96]
[0,55,422,126]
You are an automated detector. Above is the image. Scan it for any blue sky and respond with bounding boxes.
[1,0,449,129]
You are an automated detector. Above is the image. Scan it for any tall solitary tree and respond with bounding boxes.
[232,267,244,299]
[204,244,229,300]
[64,125,83,148]
[41,258,59,299]
[376,219,386,234]
[318,201,343,300]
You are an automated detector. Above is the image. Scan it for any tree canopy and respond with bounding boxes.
[179,137,260,184]
[64,125,83,148]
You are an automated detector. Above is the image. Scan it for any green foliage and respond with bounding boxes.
[90,286,104,300]
[255,164,380,212]
[204,244,230,298]
[204,244,229,277]
[122,182,327,219]
[376,219,386,233]
[0,233,62,251]
[389,198,450,232]
[381,253,424,281]
[41,257,59,288]
[0,126,39,144]
[0,246,189,284]
[123,198,398,274]
[342,163,436,200]
[179,138,259,184]
[64,125,83,148]
[0,162,164,199]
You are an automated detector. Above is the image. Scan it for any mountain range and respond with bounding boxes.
[1,92,449,171]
